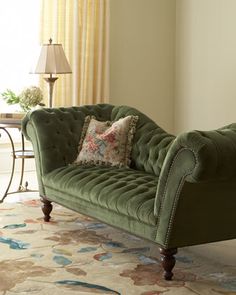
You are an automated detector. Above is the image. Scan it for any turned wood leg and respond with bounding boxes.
[40,197,52,222]
[159,248,178,280]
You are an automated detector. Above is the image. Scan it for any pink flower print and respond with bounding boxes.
[95,124,106,135]
[87,140,98,152]
[85,135,98,152]
[101,131,116,143]
[86,134,94,142]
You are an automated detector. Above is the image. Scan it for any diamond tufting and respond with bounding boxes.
[43,165,158,226]
[22,104,175,177]
[111,106,175,175]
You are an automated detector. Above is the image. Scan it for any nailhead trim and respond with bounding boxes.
[155,147,198,247]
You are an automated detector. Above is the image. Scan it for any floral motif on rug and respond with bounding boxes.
[0,199,235,295]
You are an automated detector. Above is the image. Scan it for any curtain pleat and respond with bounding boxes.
[40,0,109,107]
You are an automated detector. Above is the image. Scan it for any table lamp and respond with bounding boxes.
[32,38,72,107]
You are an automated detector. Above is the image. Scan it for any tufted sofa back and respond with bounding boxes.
[22,104,175,177]
[22,104,113,176]
[112,105,175,176]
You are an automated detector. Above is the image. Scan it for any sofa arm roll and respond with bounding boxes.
[174,124,236,182]
[154,124,236,217]
[22,107,86,175]
[164,123,236,183]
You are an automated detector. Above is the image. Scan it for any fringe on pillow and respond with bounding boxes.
[77,115,91,154]
[75,159,124,167]
[124,115,139,166]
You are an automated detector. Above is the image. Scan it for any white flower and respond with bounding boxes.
[19,86,43,111]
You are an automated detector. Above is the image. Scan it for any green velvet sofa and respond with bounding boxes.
[22,104,236,280]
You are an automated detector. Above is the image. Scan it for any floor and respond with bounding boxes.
[0,170,235,267]
[0,170,39,203]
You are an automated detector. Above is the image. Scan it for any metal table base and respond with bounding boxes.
[0,123,37,203]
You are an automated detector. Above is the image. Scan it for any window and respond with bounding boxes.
[0,0,40,112]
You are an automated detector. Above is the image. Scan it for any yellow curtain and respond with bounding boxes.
[40,0,109,107]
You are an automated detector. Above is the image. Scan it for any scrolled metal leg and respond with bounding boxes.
[18,132,25,191]
[0,127,16,203]
[160,248,178,280]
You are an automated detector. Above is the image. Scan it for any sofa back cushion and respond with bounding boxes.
[111,105,175,176]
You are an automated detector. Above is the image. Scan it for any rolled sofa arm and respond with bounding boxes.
[168,123,236,181]
[22,108,85,174]
[22,108,86,196]
[154,123,236,216]
[154,123,236,247]
[157,123,236,205]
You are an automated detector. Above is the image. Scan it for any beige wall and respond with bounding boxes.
[110,0,236,134]
[175,0,236,133]
[110,0,176,133]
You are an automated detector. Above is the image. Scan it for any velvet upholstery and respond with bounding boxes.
[22,104,236,251]
[43,165,158,226]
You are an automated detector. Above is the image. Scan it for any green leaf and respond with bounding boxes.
[0,89,20,105]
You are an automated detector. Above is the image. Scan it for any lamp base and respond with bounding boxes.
[44,77,58,108]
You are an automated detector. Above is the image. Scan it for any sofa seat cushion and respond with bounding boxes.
[43,165,158,226]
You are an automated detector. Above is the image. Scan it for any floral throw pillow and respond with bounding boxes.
[75,115,139,167]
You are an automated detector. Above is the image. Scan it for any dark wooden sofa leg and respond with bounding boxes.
[40,196,52,222]
[159,248,178,280]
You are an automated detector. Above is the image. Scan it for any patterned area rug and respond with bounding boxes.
[0,199,235,295]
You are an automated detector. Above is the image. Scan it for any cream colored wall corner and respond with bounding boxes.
[175,0,236,134]
[110,0,176,133]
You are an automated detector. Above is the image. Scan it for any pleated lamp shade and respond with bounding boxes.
[33,41,72,74]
